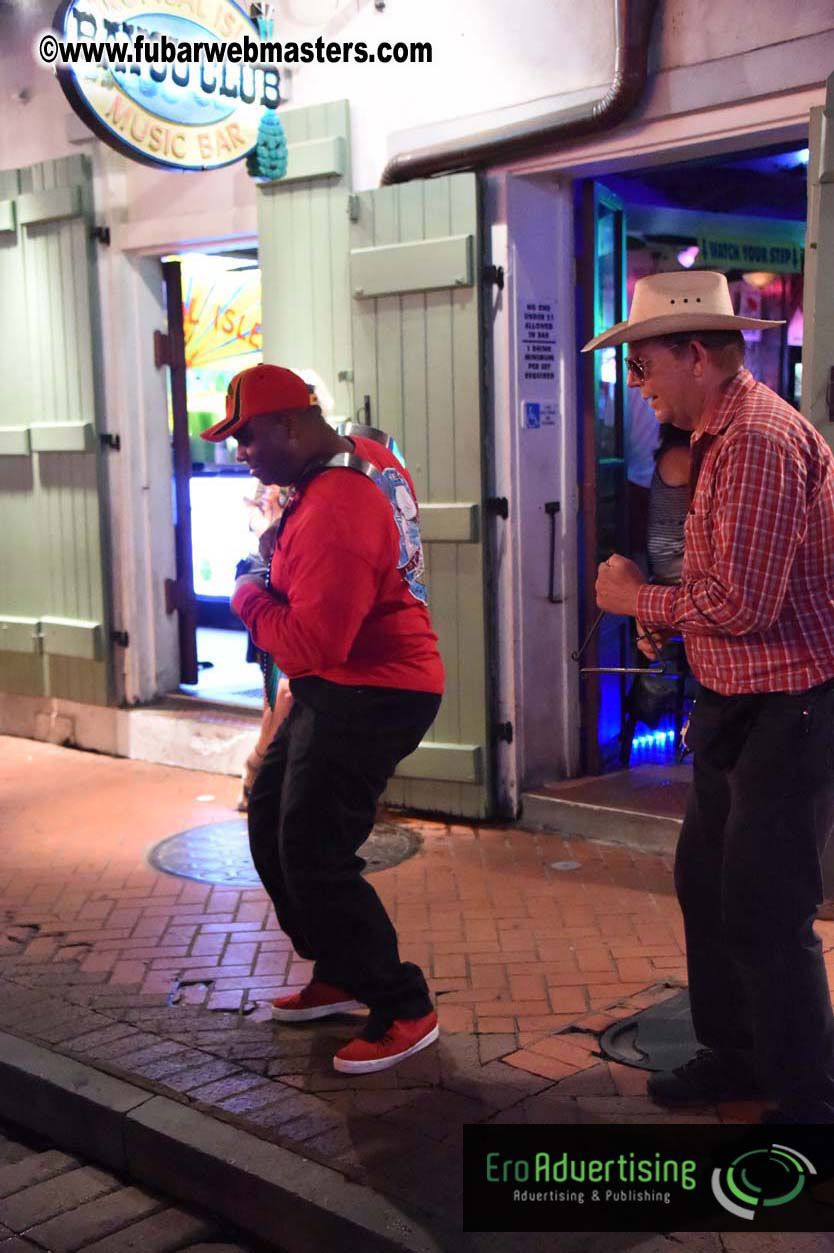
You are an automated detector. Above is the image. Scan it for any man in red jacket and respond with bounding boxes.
[201,364,443,1074]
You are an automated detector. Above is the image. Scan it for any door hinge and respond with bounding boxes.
[494,721,513,744]
[99,432,120,451]
[485,496,509,519]
[90,225,110,246]
[164,577,190,615]
[154,330,171,368]
[110,630,129,647]
[348,194,360,222]
[483,264,504,290]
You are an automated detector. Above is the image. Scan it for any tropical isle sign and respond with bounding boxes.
[53,0,279,170]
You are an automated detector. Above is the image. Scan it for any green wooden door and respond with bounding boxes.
[0,155,111,704]
[350,173,491,819]
[256,100,354,416]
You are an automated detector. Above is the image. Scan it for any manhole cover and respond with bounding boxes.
[148,819,420,888]
[599,989,698,1071]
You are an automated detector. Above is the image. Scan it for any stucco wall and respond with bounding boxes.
[3,0,832,245]
[656,0,833,69]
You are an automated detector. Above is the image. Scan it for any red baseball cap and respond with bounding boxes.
[200,364,313,442]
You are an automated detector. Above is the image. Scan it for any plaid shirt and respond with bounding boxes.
[636,369,834,694]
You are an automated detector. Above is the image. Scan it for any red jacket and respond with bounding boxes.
[231,435,444,693]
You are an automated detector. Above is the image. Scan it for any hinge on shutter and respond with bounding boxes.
[111,630,129,647]
[483,264,504,290]
[493,721,513,744]
[154,330,171,368]
[485,496,509,519]
[348,194,360,222]
[90,225,111,245]
[165,577,190,615]
[99,433,121,451]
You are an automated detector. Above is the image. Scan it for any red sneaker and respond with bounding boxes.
[271,980,365,1022]
[333,1010,439,1074]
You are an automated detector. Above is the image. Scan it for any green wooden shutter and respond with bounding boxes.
[350,173,491,819]
[256,101,354,416]
[0,155,111,704]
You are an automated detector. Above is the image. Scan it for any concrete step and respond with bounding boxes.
[0,693,261,778]
[126,699,261,776]
[521,764,691,854]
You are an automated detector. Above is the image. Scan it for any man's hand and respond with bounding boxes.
[636,620,671,660]
[595,554,646,617]
[233,573,268,601]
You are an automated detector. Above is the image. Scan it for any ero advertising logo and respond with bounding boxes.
[711,1142,818,1221]
[52,0,280,170]
[463,1126,834,1233]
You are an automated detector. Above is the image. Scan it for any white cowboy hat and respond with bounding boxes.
[582,270,784,352]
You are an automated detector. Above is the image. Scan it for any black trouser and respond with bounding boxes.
[677,681,834,1117]
[247,676,440,1021]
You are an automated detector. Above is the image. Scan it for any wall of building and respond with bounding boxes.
[4,0,830,246]
[1,0,617,248]
[5,0,833,190]
[1,0,615,182]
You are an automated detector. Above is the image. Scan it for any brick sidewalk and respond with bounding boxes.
[2,736,833,1246]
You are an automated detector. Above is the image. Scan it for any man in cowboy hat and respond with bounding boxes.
[588,270,834,1124]
[201,364,443,1074]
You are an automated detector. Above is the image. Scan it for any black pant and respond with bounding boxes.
[247,676,441,1020]
[677,681,834,1117]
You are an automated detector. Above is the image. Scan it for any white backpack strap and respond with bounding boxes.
[336,421,399,453]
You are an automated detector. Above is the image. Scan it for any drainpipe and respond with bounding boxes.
[381,0,659,185]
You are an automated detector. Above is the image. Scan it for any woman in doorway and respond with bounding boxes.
[621,424,692,763]
[646,423,690,584]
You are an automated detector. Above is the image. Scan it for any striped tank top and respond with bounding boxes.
[646,467,689,585]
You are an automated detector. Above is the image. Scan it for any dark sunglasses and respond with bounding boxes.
[625,356,649,382]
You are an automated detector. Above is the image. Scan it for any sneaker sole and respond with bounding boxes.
[332,1024,439,1074]
[272,999,365,1022]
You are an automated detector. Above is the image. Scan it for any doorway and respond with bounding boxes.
[164,250,266,709]
[576,141,808,775]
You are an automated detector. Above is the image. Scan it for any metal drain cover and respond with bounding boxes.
[149,819,420,888]
[599,990,698,1072]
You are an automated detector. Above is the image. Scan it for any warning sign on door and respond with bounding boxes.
[521,301,556,385]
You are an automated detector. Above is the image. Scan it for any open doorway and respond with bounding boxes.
[164,250,266,709]
[577,141,808,776]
